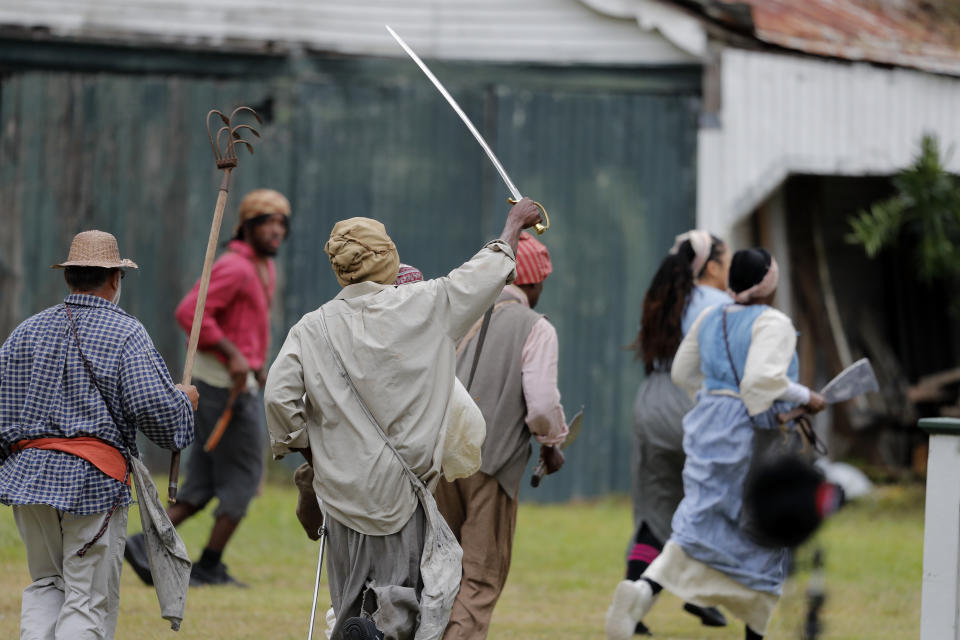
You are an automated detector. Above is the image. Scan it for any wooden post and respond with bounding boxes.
[920,417,960,639]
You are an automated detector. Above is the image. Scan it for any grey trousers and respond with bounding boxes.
[326,506,426,640]
[177,379,266,521]
[13,503,129,640]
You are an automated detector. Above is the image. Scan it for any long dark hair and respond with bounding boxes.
[629,235,724,373]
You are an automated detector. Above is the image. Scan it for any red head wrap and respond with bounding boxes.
[514,232,552,286]
[395,263,424,285]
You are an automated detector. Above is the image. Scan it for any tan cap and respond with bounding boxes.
[233,189,291,238]
[52,230,138,270]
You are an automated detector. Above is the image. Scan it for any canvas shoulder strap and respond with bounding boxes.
[465,306,493,391]
[317,309,426,492]
[63,303,133,556]
[64,304,135,457]
[458,298,524,391]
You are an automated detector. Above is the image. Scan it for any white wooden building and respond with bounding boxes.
[585,0,960,319]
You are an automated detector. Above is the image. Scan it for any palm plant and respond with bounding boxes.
[847,135,960,282]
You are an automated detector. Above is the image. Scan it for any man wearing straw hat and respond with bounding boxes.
[0,230,198,639]
[265,199,543,640]
[125,188,291,588]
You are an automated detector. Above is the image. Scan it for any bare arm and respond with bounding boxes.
[498,198,543,254]
[213,336,250,386]
[436,198,547,340]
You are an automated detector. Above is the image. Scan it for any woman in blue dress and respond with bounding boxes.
[626,230,730,635]
[607,248,826,640]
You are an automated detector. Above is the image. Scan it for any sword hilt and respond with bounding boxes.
[531,459,547,488]
[508,198,550,235]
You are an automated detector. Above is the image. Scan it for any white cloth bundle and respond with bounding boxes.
[440,379,486,481]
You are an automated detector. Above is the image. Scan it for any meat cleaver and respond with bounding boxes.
[820,358,879,404]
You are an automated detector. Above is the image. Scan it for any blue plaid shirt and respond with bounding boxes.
[0,294,195,515]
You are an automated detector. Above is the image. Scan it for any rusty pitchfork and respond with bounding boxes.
[168,106,262,505]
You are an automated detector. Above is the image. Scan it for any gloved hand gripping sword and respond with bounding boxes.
[168,106,262,505]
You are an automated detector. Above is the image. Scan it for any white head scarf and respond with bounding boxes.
[669,229,713,278]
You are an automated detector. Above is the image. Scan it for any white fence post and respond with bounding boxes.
[920,417,960,640]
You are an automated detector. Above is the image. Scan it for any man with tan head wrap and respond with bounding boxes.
[265,199,543,640]
[325,217,401,287]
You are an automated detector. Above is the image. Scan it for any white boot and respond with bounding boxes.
[605,579,657,640]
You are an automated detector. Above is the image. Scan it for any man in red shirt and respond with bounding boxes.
[125,189,290,586]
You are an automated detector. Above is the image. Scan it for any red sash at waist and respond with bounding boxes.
[13,437,129,485]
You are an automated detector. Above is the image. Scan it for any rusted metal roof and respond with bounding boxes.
[682,0,960,75]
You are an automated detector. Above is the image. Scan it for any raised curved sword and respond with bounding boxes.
[385,25,550,234]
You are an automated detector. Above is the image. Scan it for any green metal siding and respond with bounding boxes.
[0,43,699,500]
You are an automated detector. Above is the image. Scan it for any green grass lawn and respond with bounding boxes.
[0,480,923,639]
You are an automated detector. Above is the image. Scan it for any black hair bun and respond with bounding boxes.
[729,248,772,294]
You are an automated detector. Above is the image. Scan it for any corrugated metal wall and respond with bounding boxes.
[0,45,700,500]
[0,0,696,66]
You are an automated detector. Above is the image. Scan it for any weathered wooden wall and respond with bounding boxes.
[0,41,700,500]
[699,48,960,240]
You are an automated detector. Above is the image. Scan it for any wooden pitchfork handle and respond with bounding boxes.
[531,457,548,488]
[169,170,233,504]
[203,382,243,452]
[169,106,261,504]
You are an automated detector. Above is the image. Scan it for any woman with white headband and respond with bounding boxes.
[624,230,731,635]
[671,229,733,334]
[607,248,826,640]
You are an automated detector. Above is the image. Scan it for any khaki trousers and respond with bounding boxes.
[13,504,128,640]
[435,472,517,640]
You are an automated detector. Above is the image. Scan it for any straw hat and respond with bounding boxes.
[52,230,139,269]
